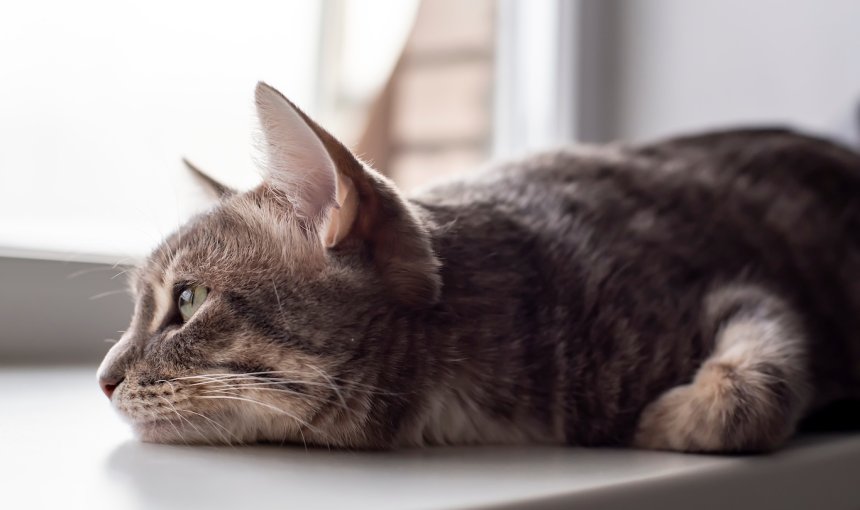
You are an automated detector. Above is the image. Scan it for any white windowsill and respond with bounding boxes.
[2,366,858,510]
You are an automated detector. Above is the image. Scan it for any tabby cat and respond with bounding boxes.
[97,82,860,452]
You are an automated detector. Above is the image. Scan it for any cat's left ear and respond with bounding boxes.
[255,82,357,247]
[182,158,237,199]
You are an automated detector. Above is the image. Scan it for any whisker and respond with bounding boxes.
[200,386,355,415]
[65,266,120,279]
[201,385,308,398]
[111,268,134,280]
[88,289,131,301]
[158,396,214,446]
[305,364,348,409]
[297,422,308,451]
[155,404,190,446]
[272,278,285,317]
[172,372,404,395]
[196,394,326,437]
[177,408,239,446]
[193,380,316,390]
[158,378,255,436]
[169,376,243,388]
[188,377,396,396]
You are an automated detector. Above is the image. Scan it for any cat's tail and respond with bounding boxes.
[854,99,860,151]
[846,98,860,151]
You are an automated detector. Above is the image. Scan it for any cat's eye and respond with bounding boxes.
[178,285,209,322]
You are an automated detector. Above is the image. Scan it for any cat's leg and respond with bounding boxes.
[633,285,812,452]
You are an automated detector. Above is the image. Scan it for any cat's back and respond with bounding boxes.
[414,128,860,259]
[417,128,859,213]
[416,129,860,315]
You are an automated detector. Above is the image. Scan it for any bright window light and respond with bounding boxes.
[0,1,323,262]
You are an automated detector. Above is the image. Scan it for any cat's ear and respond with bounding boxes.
[254,82,441,306]
[255,82,358,247]
[182,158,236,198]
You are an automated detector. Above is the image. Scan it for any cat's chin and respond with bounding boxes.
[130,417,235,445]
[131,418,190,444]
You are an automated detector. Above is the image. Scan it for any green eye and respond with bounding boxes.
[178,285,209,322]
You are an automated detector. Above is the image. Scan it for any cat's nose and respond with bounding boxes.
[99,375,124,400]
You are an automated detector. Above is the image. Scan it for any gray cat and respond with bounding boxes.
[97,82,860,452]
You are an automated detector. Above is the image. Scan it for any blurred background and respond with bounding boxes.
[1,0,860,362]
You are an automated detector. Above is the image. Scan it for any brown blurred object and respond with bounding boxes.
[356,0,496,192]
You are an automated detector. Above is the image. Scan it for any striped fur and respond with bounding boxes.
[98,85,860,452]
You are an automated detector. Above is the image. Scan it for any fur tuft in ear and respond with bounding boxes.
[255,82,338,222]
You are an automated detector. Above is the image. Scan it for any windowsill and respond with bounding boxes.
[2,365,858,510]
[0,243,137,266]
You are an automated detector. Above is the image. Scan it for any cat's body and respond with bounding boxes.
[98,84,860,452]
[403,128,860,449]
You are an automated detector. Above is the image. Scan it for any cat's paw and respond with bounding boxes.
[633,383,708,452]
[634,359,802,453]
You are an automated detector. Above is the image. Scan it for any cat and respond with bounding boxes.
[97,82,860,452]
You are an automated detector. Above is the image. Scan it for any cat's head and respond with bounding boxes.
[97,83,441,447]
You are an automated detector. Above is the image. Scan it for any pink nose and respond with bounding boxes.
[99,375,124,399]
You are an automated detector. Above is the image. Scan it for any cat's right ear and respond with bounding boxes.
[182,158,236,199]
[254,82,442,307]
[254,82,358,245]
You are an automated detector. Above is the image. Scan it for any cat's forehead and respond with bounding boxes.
[136,190,324,290]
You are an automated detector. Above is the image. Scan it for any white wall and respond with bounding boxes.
[589,0,860,144]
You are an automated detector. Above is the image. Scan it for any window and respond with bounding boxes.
[0,0,421,262]
[0,0,507,362]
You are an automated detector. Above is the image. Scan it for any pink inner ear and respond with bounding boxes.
[324,173,359,248]
[255,83,338,222]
